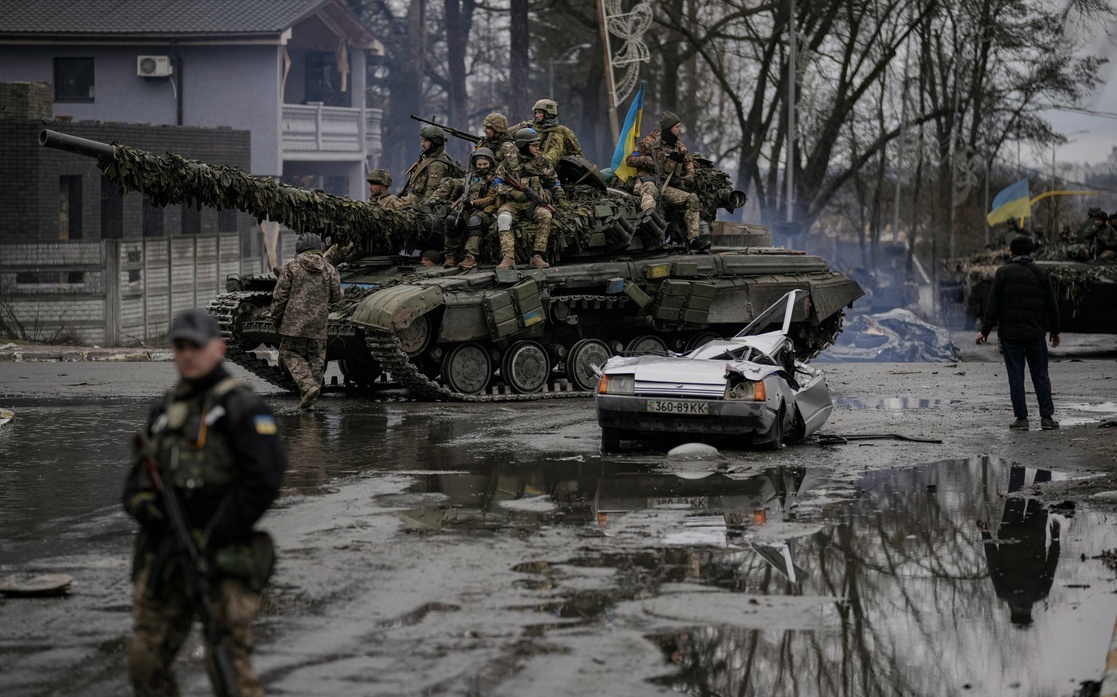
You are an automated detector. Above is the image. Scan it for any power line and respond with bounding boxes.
[1046,105,1117,120]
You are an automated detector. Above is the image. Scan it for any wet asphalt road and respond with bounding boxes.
[2,356,1117,696]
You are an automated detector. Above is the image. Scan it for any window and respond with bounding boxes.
[142,196,164,237]
[181,202,202,235]
[54,57,95,102]
[100,175,123,239]
[218,208,238,233]
[304,51,348,107]
[59,175,82,240]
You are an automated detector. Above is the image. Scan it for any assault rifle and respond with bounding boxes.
[410,115,482,145]
[502,176,577,248]
[134,435,240,697]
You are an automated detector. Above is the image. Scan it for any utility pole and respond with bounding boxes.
[786,0,796,225]
[597,0,620,143]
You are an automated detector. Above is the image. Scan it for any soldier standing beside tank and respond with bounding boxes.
[439,147,500,269]
[123,308,287,697]
[271,233,343,410]
[627,112,707,251]
[477,113,519,164]
[514,99,583,169]
[400,125,460,205]
[324,169,403,266]
[493,128,568,269]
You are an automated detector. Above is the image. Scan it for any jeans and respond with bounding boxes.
[1001,336,1054,420]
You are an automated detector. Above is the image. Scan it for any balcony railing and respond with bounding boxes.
[282,104,362,158]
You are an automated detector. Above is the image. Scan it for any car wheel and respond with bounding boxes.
[601,427,623,453]
[765,407,785,451]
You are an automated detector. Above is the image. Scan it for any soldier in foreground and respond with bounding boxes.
[493,128,568,269]
[272,233,343,409]
[477,113,519,164]
[515,99,583,168]
[325,169,402,266]
[123,308,287,697]
[627,112,707,250]
[400,125,461,205]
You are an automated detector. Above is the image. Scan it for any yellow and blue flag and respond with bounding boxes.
[987,178,1031,226]
[609,81,646,183]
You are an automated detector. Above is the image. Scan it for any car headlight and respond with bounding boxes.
[725,379,766,401]
[597,374,635,395]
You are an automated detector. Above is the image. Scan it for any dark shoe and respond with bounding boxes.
[299,386,320,410]
[496,256,515,270]
[458,253,477,270]
[1041,417,1060,430]
[1009,418,1029,430]
[443,255,458,268]
[688,236,712,251]
[529,253,550,269]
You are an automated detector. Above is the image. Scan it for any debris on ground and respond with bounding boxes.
[815,309,960,362]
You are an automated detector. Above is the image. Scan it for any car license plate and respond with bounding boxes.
[645,400,709,415]
[649,496,709,509]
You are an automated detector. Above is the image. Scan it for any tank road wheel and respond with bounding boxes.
[442,343,492,395]
[565,339,612,392]
[339,359,383,386]
[398,315,432,357]
[625,335,668,356]
[686,332,720,352]
[501,341,552,394]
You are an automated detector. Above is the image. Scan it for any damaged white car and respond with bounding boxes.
[594,290,834,452]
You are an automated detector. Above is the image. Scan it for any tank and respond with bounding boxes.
[40,129,864,402]
[940,240,1117,333]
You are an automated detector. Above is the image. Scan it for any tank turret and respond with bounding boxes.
[40,129,864,402]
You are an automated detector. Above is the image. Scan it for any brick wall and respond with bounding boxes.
[0,82,52,120]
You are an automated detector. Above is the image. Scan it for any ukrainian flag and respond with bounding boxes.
[987,178,1031,226]
[609,81,646,183]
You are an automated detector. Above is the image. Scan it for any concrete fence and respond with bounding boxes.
[0,234,266,346]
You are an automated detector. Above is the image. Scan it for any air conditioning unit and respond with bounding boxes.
[137,55,173,77]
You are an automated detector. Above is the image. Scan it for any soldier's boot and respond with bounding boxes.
[530,253,550,269]
[443,254,458,268]
[459,253,478,270]
[497,230,516,269]
[299,386,320,410]
[684,209,710,250]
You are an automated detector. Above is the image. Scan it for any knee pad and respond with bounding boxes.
[467,216,484,238]
[497,211,513,231]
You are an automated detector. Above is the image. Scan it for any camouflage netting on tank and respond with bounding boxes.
[694,165,735,222]
[102,144,427,253]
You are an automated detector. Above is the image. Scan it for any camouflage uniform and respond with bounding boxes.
[325,170,405,266]
[123,310,287,697]
[514,99,584,169]
[1070,213,1109,261]
[627,113,701,243]
[434,165,500,266]
[271,242,342,403]
[494,142,566,265]
[477,113,519,165]
[400,127,461,205]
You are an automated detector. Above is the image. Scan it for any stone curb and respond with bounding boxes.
[0,347,173,363]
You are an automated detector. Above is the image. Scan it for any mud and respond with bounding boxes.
[1,348,1116,696]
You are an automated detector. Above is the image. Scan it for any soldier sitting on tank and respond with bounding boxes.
[493,128,567,270]
[513,99,583,169]
[477,113,519,165]
[400,125,461,206]
[1099,212,1117,260]
[438,148,500,270]
[627,112,707,251]
[324,169,403,266]
[1069,209,1109,261]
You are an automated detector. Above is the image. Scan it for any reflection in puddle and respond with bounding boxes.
[403,458,1116,696]
[834,396,961,409]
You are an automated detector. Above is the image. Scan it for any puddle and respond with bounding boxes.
[407,458,1117,696]
[834,396,961,409]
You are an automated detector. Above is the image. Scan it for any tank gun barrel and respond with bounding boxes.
[37,129,426,255]
[40,129,117,160]
[721,190,747,212]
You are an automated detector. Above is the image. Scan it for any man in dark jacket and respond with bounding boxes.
[976,235,1061,430]
[272,233,343,409]
[124,308,287,697]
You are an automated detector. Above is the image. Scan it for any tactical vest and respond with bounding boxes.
[149,377,246,491]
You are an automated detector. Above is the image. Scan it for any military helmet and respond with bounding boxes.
[296,233,325,254]
[532,98,559,118]
[482,113,509,133]
[515,127,541,149]
[366,168,393,186]
[471,147,496,166]
[1094,209,1109,221]
[419,124,446,145]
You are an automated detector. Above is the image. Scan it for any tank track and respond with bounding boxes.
[364,332,592,403]
[208,292,299,393]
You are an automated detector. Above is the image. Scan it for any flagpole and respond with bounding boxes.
[597,0,620,143]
